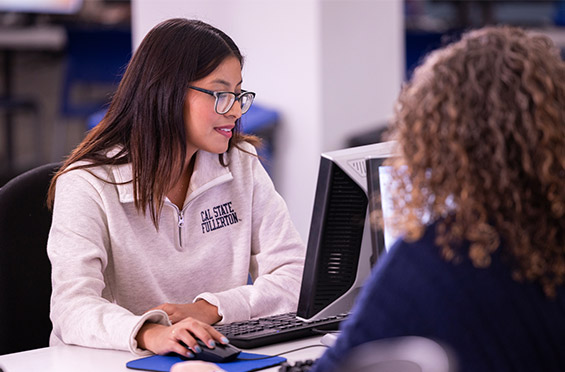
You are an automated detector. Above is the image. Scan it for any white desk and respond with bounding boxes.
[0,336,326,372]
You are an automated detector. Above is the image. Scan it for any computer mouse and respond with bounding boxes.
[191,339,241,363]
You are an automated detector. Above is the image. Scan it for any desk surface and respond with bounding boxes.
[0,336,327,372]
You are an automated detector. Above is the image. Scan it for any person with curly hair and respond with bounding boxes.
[307,25,565,372]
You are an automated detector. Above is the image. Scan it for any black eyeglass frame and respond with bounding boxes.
[188,86,256,115]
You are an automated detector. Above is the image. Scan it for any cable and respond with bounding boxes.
[236,344,329,361]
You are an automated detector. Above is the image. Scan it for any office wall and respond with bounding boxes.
[131,0,403,240]
[321,1,403,151]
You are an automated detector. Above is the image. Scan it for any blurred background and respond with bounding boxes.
[1,0,564,240]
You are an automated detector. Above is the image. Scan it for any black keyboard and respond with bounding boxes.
[214,312,347,348]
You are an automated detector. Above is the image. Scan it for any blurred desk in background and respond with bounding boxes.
[0,25,65,171]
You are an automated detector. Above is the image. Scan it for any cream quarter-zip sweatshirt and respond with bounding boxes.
[47,142,305,355]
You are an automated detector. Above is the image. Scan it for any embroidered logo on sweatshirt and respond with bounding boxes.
[200,201,239,234]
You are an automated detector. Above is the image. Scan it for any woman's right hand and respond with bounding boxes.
[135,317,229,357]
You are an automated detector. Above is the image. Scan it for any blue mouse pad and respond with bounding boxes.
[126,352,286,372]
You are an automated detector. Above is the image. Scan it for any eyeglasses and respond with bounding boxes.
[189,86,256,115]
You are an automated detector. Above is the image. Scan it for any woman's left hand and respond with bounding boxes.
[152,299,222,324]
[171,361,226,372]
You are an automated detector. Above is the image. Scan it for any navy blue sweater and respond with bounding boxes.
[310,224,565,372]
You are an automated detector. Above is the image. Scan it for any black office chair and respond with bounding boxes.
[0,162,61,354]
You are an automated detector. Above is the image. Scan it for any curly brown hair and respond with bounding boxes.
[386,26,565,296]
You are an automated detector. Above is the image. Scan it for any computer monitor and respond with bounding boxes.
[296,141,399,321]
[366,154,400,259]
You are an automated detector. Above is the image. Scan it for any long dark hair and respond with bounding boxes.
[48,18,257,225]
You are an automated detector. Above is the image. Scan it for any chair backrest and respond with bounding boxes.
[0,162,61,354]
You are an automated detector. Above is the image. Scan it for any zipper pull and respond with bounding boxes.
[178,211,185,227]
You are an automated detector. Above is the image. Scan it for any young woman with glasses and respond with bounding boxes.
[46,18,305,358]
